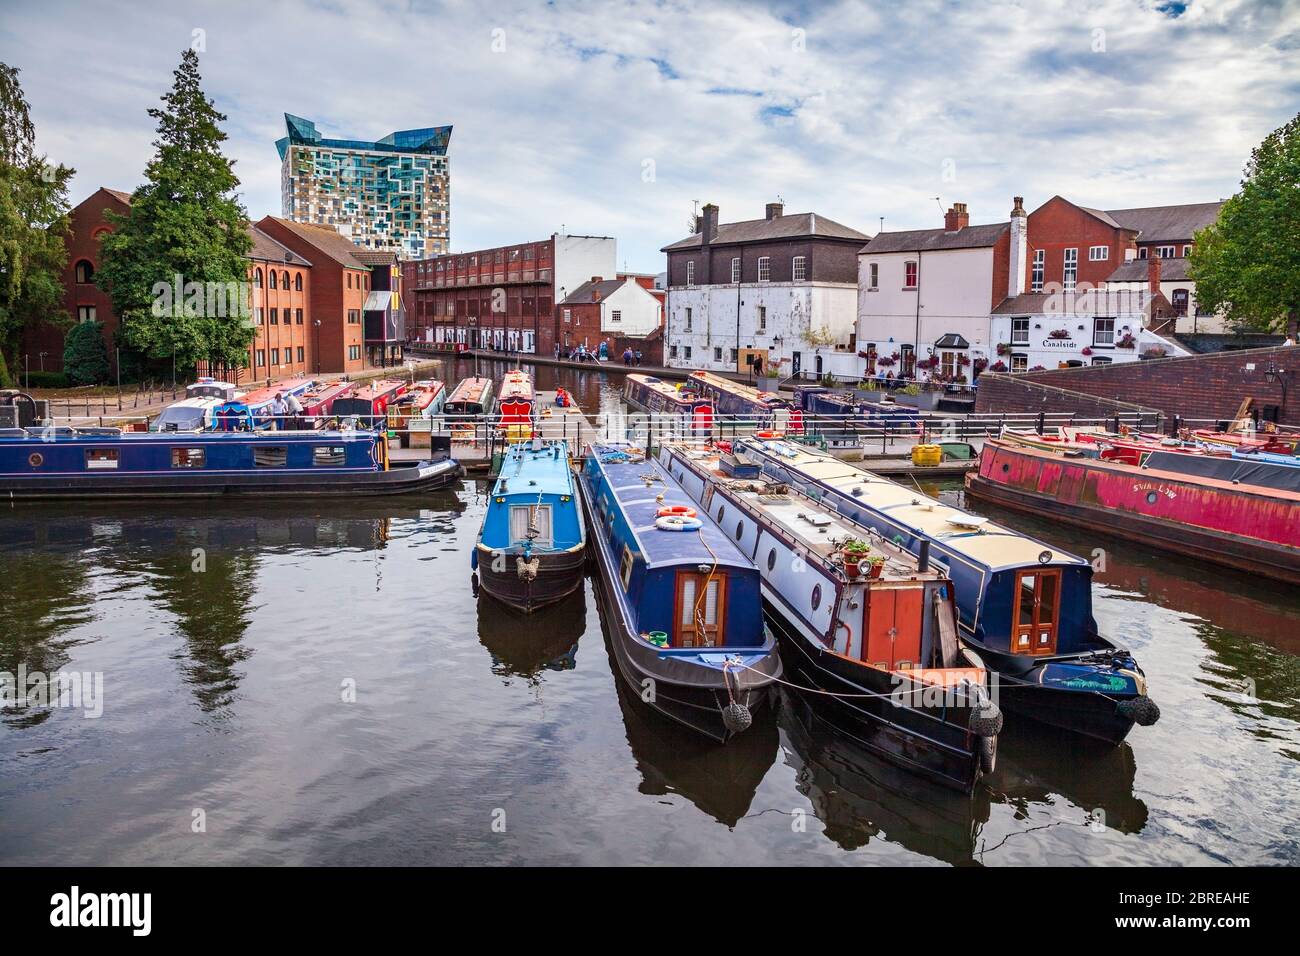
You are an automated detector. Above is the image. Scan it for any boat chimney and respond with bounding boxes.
[918,539,930,573]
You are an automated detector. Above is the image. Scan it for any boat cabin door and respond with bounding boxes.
[1012,569,1059,655]
[675,571,726,648]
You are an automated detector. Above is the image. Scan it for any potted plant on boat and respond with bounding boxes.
[866,555,886,580]
[841,538,871,578]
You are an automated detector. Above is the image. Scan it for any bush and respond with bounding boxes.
[63,320,111,386]
[24,371,70,388]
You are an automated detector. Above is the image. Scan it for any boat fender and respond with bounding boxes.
[967,701,1003,738]
[655,515,703,532]
[979,735,997,775]
[722,702,753,735]
[1116,695,1161,726]
[516,556,540,581]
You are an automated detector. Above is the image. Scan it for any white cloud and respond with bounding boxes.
[2,0,1296,268]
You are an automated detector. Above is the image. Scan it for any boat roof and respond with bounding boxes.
[449,377,492,403]
[304,380,356,398]
[498,370,534,400]
[664,443,945,582]
[591,441,753,572]
[628,374,696,402]
[492,441,574,497]
[690,370,784,406]
[740,438,1089,572]
[352,379,406,401]
[238,378,316,406]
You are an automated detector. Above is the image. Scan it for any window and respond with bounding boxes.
[1138,247,1149,259]
[270,308,278,325]
[347,310,360,324]
[811,583,822,611]
[297,346,305,362]
[900,343,915,376]
[684,307,692,331]
[294,273,303,291]
[1011,317,1030,345]
[1010,353,1028,373]
[670,345,678,359]
[296,308,303,324]
[731,257,741,283]
[1093,317,1115,346]
[767,548,777,571]
[714,347,723,362]
[729,348,738,365]
[348,345,361,361]
[255,349,265,367]
[792,256,806,282]
[313,445,348,467]
[510,505,553,548]
[1063,248,1078,291]
[620,546,635,591]
[347,273,352,289]
[1031,249,1045,292]
[74,260,94,283]
[757,306,766,332]
[1091,356,1112,366]
[269,270,278,290]
[757,257,771,282]
[77,305,96,323]
[684,346,692,360]
[611,310,621,323]
[869,262,879,289]
[563,309,571,323]
[281,271,290,288]
[1157,245,1176,259]
[253,446,288,468]
[1089,245,1109,261]
[904,261,918,288]
[1182,245,1193,258]
[171,447,205,469]
[268,348,278,365]
[254,268,263,287]
[686,261,695,288]
[85,448,119,470]
[1171,289,1189,316]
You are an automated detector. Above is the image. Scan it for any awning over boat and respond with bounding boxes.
[1144,451,1300,493]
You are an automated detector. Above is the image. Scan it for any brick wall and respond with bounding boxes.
[975,345,1300,426]
[975,372,1163,420]
[1027,195,1135,291]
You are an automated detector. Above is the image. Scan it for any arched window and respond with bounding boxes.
[254,268,263,287]
[269,270,278,289]
[281,271,290,289]
[294,272,303,291]
[74,260,94,283]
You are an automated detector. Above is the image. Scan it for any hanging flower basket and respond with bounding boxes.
[1117,333,1137,349]
[996,343,1010,356]
[990,360,1007,372]
[1049,329,1071,340]
[1081,347,1093,356]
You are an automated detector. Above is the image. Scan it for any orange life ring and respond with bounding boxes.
[755,430,778,440]
[657,505,697,518]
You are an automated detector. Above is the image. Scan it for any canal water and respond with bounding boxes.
[2,360,1297,866]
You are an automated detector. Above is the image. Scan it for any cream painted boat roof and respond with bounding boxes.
[742,439,1088,572]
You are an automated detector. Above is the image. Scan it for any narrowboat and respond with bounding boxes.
[299,380,357,420]
[967,437,1300,586]
[407,380,448,419]
[738,437,1161,745]
[657,441,1000,792]
[331,379,409,428]
[0,427,464,499]
[444,377,495,418]
[212,377,319,431]
[151,379,240,432]
[687,370,802,433]
[796,386,920,427]
[496,369,536,438]
[577,440,782,741]
[472,438,587,612]
[622,374,714,435]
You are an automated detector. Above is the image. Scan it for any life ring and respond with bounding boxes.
[655,515,703,532]
[755,430,778,440]
[656,505,696,518]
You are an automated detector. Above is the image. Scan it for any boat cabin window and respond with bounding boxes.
[85,448,119,470]
[253,446,288,468]
[619,545,635,591]
[675,571,726,648]
[171,447,205,469]
[313,446,347,466]
[510,505,553,549]
[1012,569,1060,655]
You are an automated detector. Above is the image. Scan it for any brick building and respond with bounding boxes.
[241,226,314,379]
[558,274,666,362]
[351,248,406,367]
[401,234,615,356]
[256,216,372,374]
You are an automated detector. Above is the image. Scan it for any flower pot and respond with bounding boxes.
[843,557,863,579]
[867,561,885,580]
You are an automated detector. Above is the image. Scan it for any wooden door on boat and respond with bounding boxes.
[1011,569,1060,655]
[674,571,727,648]
[863,585,923,669]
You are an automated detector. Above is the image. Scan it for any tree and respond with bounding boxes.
[96,49,253,375]
[1190,112,1300,336]
[0,62,74,387]
[63,319,111,385]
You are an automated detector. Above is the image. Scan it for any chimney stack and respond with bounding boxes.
[1008,196,1028,298]
[694,215,703,234]
[1148,252,1162,295]
[944,202,969,232]
[766,202,784,221]
[701,203,719,245]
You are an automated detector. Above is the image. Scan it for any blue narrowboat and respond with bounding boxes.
[472,439,587,613]
[657,440,1000,792]
[0,427,463,499]
[577,440,782,741]
[622,374,714,435]
[737,437,1160,744]
[686,370,803,433]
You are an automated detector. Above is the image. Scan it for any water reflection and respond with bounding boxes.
[477,588,583,681]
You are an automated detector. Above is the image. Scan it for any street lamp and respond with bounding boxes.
[1264,358,1291,410]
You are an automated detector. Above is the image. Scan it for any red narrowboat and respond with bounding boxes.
[966,437,1300,585]
[496,370,536,437]
[331,379,409,427]
[299,380,357,419]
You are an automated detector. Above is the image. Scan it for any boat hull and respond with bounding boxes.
[765,603,986,793]
[0,458,464,500]
[475,542,586,613]
[992,674,1137,745]
[577,472,780,742]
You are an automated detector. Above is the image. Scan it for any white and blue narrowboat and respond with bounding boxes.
[686,370,802,433]
[150,378,241,432]
[577,441,781,742]
[622,374,714,435]
[472,439,587,613]
[657,440,1000,792]
[737,438,1160,744]
[0,427,463,499]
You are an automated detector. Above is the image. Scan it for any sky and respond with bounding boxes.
[3,0,1298,271]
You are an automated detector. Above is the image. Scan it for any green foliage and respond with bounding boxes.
[63,320,111,385]
[96,49,253,372]
[0,62,74,369]
[23,370,69,388]
[1190,112,1300,335]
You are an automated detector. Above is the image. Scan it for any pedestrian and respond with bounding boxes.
[623,347,633,366]
[269,392,289,431]
[285,391,304,430]
[635,350,643,367]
